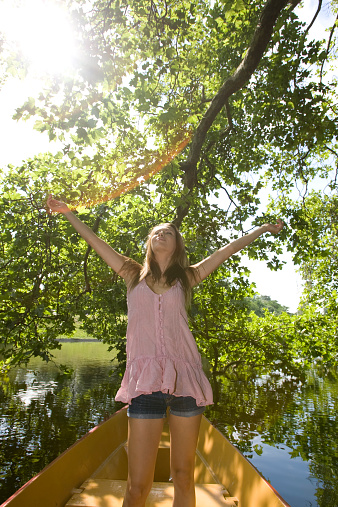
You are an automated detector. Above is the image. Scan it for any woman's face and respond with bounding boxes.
[150,224,177,257]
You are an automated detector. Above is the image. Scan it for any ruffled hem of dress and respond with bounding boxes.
[115,356,213,407]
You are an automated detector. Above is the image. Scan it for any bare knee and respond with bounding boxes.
[171,466,194,492]
[124,479,152,506]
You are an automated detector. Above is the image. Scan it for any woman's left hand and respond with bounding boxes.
[265,218,284,235]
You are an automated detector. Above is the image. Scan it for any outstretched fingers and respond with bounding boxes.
[267,218,284,235]
[46,194,70,214]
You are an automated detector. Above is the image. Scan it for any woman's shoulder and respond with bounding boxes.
[119,258,142,286]
[185,265,201,288]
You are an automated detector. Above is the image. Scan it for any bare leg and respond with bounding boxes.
[122,417,164,507]
[169,413,202,507]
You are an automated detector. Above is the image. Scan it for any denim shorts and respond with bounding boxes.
[127,391,205,419]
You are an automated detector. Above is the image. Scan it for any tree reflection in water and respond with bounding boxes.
[206,368,338,506]
[0,344,337,506]
[0,358,125,502]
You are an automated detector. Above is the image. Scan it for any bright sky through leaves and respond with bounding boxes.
[0,0,77,75]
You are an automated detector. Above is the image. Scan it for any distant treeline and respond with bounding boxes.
[245,295,290,317]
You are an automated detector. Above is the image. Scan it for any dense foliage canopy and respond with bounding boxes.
[1,0,337,375]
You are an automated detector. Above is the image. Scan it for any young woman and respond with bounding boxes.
[46,194,283,507]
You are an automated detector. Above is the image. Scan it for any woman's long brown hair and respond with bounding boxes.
[122,223,197,306]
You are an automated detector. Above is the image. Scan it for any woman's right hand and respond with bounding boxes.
[47,194,71,214]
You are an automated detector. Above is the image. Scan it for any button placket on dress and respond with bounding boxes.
[158,294,166,356]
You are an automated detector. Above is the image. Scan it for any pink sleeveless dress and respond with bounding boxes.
[115,279,213,407]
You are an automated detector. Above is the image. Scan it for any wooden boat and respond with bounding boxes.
[1,406,290,507]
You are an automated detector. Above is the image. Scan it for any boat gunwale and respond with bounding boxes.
[198,417,292,507]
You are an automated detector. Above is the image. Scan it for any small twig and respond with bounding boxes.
[320,12,338,83]
[303,0,323,38]
[324,145,338,158]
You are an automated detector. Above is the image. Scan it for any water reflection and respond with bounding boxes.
[0,341,125,502]
[0,342,337,507]
[205,370,338,506]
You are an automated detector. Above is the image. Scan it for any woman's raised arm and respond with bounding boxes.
[46,195,130,279]
[189,219,284,286]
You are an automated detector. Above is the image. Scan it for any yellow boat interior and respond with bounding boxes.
[66,416,239,507]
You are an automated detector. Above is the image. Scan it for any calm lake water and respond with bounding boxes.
[0,340,337,506]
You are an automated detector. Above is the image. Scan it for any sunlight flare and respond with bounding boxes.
[0,0,77,75]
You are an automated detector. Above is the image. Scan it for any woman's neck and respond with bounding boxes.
[154,254,171,275]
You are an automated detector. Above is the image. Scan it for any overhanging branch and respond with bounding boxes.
[175,0,301,226]
[186,0,295,169]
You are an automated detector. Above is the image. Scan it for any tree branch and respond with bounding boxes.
[303,0,322,38]
[320,11,338,83]
[184,0,295,170]
[175,0,301,225]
